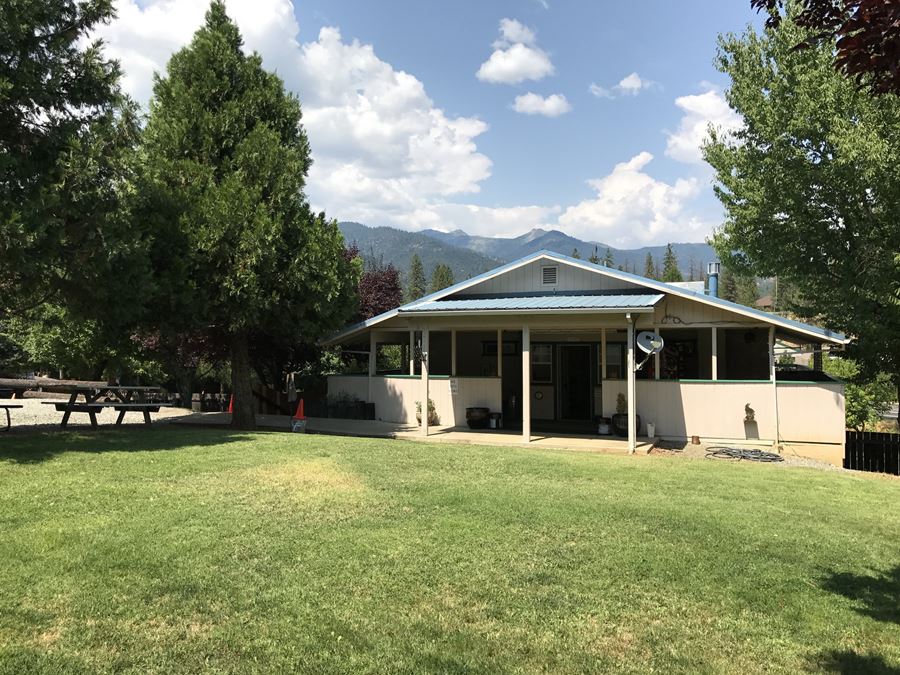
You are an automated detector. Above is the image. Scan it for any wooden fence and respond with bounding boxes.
[844,431,900,475]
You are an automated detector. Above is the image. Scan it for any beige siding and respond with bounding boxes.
[454,259,642,296]
[776,382,845,444]
[652,295,760,325]
[600,380,844,444]
[328,375,501,426]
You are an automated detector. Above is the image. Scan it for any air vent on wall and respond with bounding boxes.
[541,265,558,286]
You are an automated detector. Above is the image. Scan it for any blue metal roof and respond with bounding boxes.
[401,294,663,313]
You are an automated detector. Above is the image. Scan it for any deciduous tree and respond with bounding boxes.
[359,259,403,320]
[752,0,900,95]
[706,15,900,403]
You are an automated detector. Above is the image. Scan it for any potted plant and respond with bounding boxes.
[415,399,439,426]
[612,393,640,437]
[596,415,611,435]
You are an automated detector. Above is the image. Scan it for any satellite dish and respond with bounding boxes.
[635,331,664,372]
[637,331,665,355]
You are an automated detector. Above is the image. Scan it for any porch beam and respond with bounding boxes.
[522,325,531,443]
[627,315,636,453]
[653,324,660,380]
[497,328,503,378]
[421,326,430,436]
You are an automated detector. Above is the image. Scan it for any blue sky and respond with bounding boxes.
[100,0,762,247]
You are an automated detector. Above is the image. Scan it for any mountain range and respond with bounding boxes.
[339,221,716,282]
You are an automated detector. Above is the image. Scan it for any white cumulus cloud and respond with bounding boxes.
[558,152,708,245]
[476,18,554,85]
[589,72,655,99]
[665,88,743,164]
[512,92,571,117]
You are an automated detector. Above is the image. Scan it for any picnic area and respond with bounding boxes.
[1,428,898,673]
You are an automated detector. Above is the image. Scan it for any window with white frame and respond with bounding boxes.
[532,344,553,383]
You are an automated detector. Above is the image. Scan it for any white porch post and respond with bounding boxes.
[522,325,531,443]
[451,329,457,376]
[496,328,503,378]
[421,326,430,436]
[770,326,780,448]
[711,327,718,380]
[601,328,607,380]
[626,315,636,453]
[408,329,415,375]
[368,332,376,402]
[653,324,660,380]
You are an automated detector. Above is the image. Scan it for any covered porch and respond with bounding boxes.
[329,313,845,452]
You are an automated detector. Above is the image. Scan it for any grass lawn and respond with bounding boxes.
[0,429,898,674]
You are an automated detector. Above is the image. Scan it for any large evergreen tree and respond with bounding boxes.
[406,254,426,301]
[140,2,357,429]
[661,244,684,282]
[706,12,900,402]
[0,0,145,332]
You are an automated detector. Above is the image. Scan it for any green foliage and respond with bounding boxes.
[603,247,615,267]
[571,248,581,259]
[643,252,658,280]
[706,16,900,396]
[0,0,147,321]
[824,357,894,431]
[406,254,426,301]
[429,263,455,294]
[139,2,357,428]
[662,244,683,282]
[588,247,600,264]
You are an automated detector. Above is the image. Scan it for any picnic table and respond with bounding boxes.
[42,385,171,429]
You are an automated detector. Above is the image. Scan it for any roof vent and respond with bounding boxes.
[541,265,558,286]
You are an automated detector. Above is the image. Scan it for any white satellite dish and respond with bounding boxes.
[635,331,664,371]
[637,331,665,355]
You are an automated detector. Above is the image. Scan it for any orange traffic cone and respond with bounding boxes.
[293,398,306,421]
[291,398,307,432]
[227,394,233,414]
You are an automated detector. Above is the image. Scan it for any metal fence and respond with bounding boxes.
[844,431,900,475]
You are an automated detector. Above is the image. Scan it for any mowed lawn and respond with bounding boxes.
[0,430,898,674]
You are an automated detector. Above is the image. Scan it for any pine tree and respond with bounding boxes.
[736,275,760,307]
[140,1,357,429]
[603,247,615,267]
[588,246,600,264]
[661,244,684,282]
[429,263,455,293]
[719,265,738,302]
[406,254,426,301]
[571,248,581,259]
[643,253,657,280]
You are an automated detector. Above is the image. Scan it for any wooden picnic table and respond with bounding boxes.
[42,385,171,429]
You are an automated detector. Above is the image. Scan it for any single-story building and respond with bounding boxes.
[324,251,849,453]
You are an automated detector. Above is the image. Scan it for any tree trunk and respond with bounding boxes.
[230,330,256,430]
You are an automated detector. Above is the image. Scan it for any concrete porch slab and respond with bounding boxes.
[171,413,655,454]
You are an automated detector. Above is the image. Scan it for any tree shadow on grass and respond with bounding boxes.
[0,426,258,464]
[821,565,900,625]
[808,565,900,674]
[811,650,900,674]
